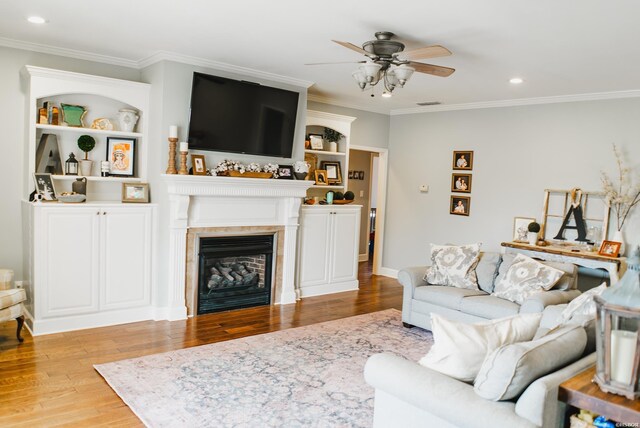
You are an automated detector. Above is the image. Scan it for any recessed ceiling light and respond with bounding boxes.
[509,77,524,84]
[27,16,47,24]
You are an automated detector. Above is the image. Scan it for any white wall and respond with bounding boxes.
[383,99,640,270]
[0,46,141,279]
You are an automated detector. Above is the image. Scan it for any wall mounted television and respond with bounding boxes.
[187,72,300,158]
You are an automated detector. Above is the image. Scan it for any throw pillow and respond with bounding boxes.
[492,254,564,304]
[560,282,607,324]
[419,312,542,382]
[424,243,481,290]
[474,325,587,401]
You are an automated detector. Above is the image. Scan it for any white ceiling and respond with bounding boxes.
[2,0,640,113]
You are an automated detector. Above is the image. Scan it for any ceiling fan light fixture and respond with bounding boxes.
[394,65,415,86]
[381,91,392,98]
[361,62,382,82]
[27,16,47,24]
[509,77,524,84]
[352,70,367,89]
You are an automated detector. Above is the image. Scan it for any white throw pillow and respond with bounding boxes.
[419,312,542,382]
[424,243,481,290]
[560,282,607,324]
[492,254,564,304]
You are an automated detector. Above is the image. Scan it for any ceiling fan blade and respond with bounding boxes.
[398,45,452,61]
[332,40,370,56]
[304,61,366,66]
[408,61,455,77]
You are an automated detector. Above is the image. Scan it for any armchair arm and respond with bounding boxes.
[397,266,429,294]
[520,289,581,314]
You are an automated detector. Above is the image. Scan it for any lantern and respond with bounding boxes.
[594,247,640,400]
[65,152,78,176]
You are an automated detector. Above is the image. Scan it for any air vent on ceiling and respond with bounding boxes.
[416,101,442,106]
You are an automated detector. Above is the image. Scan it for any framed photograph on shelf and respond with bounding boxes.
[453,151,473,170]
[106,137,135,177]
[598,240,621,257]
[277,165,294,179]
[309,134,324,150]
[122,182,150,203]
[191,154,207,175]
[33,173,57,201]
[451,173,472,193]
[348,170,354,179]
[320,161,342,184]
[450,195,470,216]
[513,217,536,242]
[314,169,328,185]
[358,171,364,180]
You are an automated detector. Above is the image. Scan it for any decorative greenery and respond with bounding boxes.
[77,135,95,160]
[527,222,541,233]
[344,191,355,201]
[323,128,344,142]
[601,144,640,231]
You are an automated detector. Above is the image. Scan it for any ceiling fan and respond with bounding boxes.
[308,31,455,97]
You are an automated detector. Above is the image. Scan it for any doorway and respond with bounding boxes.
[348,145,388,276]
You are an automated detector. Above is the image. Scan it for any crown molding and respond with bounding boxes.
[390,90,640,115]
[307,109,356,124]
[0,36,140,69]
[307,94,390,115]
[138,51,313,89]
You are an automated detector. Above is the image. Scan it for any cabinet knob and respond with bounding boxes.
[96,212,100,215]
[103,212,107,215]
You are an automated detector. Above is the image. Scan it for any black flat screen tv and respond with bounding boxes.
[187,72,299,158]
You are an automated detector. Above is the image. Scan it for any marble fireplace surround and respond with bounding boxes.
[163,174,314,320]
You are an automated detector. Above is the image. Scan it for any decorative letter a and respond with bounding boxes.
[553,204,589,242]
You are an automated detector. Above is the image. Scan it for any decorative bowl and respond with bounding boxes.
[333,200,354,205]
[58,194,86,203]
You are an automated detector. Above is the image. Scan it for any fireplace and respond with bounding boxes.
[197,235,274,314]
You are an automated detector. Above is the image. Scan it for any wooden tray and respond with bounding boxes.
[226,171,273,179]
[333,200,354,205]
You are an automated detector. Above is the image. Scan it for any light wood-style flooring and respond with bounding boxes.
[0,262,402,427]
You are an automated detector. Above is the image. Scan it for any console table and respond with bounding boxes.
[501,242,626,285]
[558,366,640,425]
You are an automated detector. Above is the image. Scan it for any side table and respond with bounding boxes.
[558,366,640,425]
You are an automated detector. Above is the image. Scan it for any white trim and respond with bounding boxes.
[377,267,398,279]
[0,36,139,69]
[138,51,314,88]
[359,253,369,262]
[306,109,357,124]
[390,90,640,115]
[298,281,359,298]
[350,145,389,277]
[308,94,390,115]
[27,307,156,336]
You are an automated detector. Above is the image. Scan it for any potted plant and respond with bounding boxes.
[77,135,96,176]
[293,161,310,180]
[323,128,344,152]
[527,221,541,246]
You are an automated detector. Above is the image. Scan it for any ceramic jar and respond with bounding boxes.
[118,109,139,132]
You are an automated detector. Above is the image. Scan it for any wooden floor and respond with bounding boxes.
[0,262,402,427]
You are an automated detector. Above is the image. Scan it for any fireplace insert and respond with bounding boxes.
[197,235,273,314]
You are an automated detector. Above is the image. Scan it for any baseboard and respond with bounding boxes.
[377,267,399,279]
[298,280,359,298]
[153,305,188,321]
[358,253,369,262]
[28,307,156,336]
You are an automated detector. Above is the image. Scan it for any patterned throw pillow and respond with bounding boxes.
[560,283,607,324]
[424,243,481,290]
[492,254,564,304]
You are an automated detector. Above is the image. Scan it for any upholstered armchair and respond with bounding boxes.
[0,287,27,342]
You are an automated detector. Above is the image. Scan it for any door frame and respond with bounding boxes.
[350,144,388,276]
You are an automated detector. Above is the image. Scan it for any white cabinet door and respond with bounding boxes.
[100,206,152,310]
[41,207,100,318]
[298,210,331,287]
[329,210,360,283]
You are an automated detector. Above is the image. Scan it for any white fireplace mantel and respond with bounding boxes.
[163,174,314,320]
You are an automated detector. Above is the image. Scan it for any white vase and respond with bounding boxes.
[527,232,538,246]
[79,159,93,176]
[613,230,625,256]
[118,109,139,132]
[329,141,338,152]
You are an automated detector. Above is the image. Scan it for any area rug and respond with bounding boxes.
[95,309,433,427]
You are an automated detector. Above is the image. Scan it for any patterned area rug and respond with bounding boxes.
[95,309,433,427]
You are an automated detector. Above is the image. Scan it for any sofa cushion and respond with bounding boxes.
[0,288,26,310]
[474,325,586,401]
[459,295,520,320]
[419,312,542,383]
[424,243,481,290]
[496,253,577,291]
[560,282,606,324]
[492,254,564,304]
[475,252,502,294]
[414,286,486,311]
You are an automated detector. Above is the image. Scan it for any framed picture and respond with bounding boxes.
[348,170,354,179]
[453,151,473,170]
[33,173,57,201]
[191,154,207,175]
[122,182,150,203]
[513,217,536,242]
[451,173,472,193]
[358,171,364,180]
[450,195,470,216]
[277,165,294,179]
[106,137,135,177]
[598,240,622,257]
[309,134,324,150]
[314,169,328,185]
[320,161,342,185]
